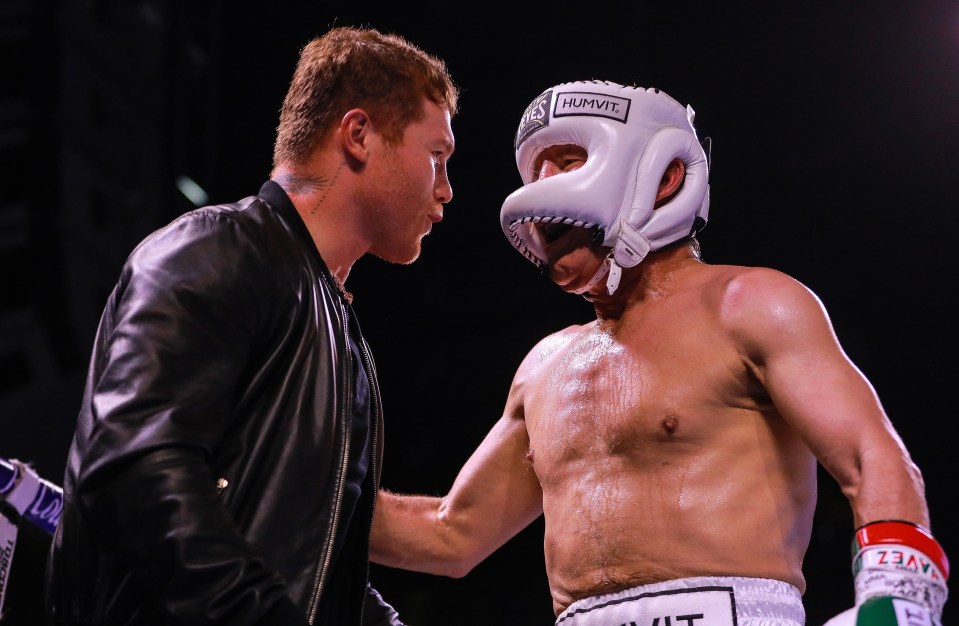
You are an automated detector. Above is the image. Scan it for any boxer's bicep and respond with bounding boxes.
[440,408,543,566]
[371,378,542,577]
[728,269,926,525]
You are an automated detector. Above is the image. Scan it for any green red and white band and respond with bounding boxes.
[851,520,949,618]
[853,521,949,582]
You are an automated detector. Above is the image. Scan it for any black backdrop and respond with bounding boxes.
[1,1,956,624]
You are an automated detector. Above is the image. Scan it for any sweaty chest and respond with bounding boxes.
[525,319,747,473]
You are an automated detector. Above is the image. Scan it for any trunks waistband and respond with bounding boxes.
[556,576,804,626]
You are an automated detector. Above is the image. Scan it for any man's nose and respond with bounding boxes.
[436,176,452,204]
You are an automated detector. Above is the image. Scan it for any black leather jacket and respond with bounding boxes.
[45,181,402,626]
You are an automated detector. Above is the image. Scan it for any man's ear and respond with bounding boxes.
[655,158,686,204]
[340,108,372,164]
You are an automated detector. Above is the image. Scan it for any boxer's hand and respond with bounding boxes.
[828,521,949,626]
[823,596,941,626]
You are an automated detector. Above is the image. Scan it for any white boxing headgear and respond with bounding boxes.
[500,80,710,294]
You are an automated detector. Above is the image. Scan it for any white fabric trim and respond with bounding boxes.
[556,576,804,626]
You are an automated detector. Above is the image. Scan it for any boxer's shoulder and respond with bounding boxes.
[694,264,826,338]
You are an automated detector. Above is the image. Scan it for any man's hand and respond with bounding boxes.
[823,596,940,626]
[824,521,949,626]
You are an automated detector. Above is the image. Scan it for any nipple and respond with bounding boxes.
[662,415,679,434]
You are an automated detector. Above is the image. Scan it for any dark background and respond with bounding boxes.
[2,1,957,624]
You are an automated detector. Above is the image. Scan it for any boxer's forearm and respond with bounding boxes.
[848,447,929,530]
[816,416,931,531]
[370,414,543,577]
[370,489,477,578]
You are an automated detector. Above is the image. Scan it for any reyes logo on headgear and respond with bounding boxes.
[515,89,552,150]
[554,91,630,123]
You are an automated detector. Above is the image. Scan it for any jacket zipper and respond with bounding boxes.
[308,296,352,625]
[358,335,381,626]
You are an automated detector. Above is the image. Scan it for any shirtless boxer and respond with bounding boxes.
[370,81,949,625]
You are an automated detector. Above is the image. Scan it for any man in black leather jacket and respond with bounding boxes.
[45,26,459,626]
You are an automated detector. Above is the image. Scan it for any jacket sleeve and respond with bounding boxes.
[363,584,405,626]
[74,210,306,624]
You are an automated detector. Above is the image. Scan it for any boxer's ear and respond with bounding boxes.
[655,158,686,206]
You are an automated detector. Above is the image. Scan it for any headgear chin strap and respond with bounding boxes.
[500,80,710,294]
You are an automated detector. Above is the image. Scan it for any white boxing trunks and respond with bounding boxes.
[555,576,804,626]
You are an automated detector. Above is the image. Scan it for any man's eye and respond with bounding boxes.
[540,221,573,243]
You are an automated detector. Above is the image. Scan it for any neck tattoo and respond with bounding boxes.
[309,161,343,216]
[277,172,329,196]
